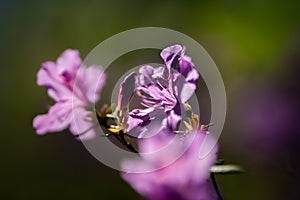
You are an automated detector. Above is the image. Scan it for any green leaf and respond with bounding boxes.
[210,164,245,174]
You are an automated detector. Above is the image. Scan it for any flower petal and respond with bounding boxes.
[121,130,219,200]
[179,55,199,83]
[160,44,184,69]
[37,61,72,101]
[75,65,106,103]
[174,74,196,103]
[167,110,182,130]
[56,49,81,79]
[117,72,136,114]
[33,101,72,134]
[69,107,96,140]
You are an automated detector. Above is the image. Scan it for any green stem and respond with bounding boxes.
[210,173,223,200]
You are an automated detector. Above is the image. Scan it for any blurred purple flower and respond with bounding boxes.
[120,45,199,137]
[235,83,296,156]
[33,49,106,140]
[121,129,218,200]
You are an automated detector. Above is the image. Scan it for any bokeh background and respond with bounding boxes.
[1,0,300,199]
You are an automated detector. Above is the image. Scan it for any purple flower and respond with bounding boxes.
[118,46,218,199]
[121,129,218,200]
[234,82,298,163]
[120,45,199,138]
[33,49,106,140]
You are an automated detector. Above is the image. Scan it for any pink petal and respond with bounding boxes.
[70,107,96,140]
[33,101,73,134]
[37,61,72,101]
[121,130,218,199]
[75,65,106,103]
[56,49,81,79]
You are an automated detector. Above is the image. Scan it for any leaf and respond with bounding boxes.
[210,164,245,174]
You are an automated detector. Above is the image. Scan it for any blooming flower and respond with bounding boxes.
[118,45,199,138]
[121,129,218,200]
[33,49,106,140]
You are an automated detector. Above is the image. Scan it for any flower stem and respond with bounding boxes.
[210,172,223,200]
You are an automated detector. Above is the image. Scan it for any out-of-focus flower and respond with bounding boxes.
[121,129,218,200]
[235,82,296,157]
[119,45,199,138]
[33,49,106,140]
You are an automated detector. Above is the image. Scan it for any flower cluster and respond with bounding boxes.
[33,45,219,200]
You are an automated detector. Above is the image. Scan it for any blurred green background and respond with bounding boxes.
[1,0,300,199]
